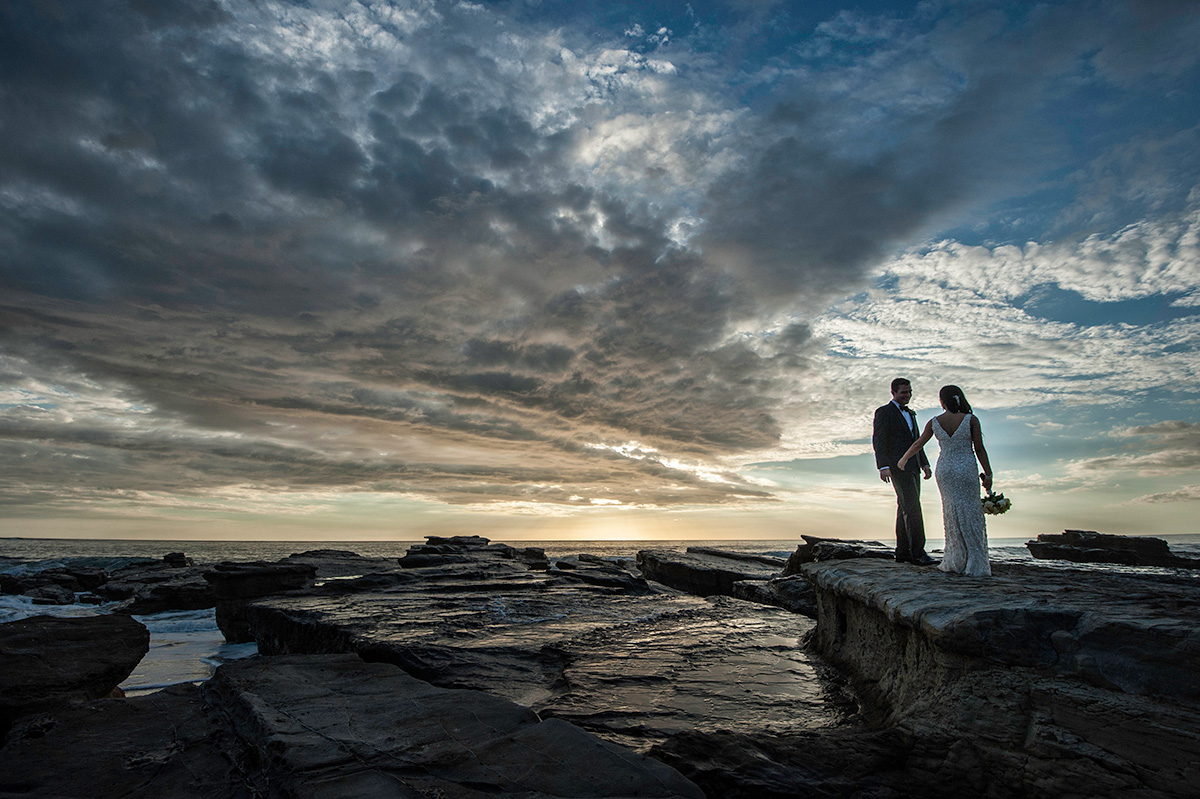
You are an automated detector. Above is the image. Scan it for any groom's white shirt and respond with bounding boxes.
[891,399,917,434]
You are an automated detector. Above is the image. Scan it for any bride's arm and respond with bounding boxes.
[897,421,934,470]
[971,415,994,491]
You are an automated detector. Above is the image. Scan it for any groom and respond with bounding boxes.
[873,377,936,565]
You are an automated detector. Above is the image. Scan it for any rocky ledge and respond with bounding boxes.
[801,558,1200,798]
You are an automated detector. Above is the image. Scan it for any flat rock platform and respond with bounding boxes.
[242,560,848,750]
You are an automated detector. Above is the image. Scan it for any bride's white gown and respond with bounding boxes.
[933,415,990,576]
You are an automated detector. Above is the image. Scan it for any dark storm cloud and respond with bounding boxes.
[701,134,952,299]
[700,0,1200,302]
[2,0,1197,511]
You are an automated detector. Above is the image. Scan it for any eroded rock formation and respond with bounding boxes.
[399,534,552,570]
[730,574,818,617]
[0,554,212,614]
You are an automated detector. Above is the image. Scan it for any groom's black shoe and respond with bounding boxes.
[912,554,937,566]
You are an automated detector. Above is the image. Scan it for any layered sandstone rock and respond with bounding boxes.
[95,564,215,613]
[202,560,316,643]
[635,546,825,617]
[209,654,704,798]
[0,565,110,598]
[9,537,1195,798]
[730,574,818,617]
[398,534,551,570]
[636,547,784,596]
[801,558,1200,798]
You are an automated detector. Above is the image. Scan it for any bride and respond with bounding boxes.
[898,385,994,576]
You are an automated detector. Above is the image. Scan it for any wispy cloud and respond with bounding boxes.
[1131,485,1200,504]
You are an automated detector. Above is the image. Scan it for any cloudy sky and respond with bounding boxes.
[2,0,1198,543]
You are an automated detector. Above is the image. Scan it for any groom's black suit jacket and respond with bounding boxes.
[873,402,930,473]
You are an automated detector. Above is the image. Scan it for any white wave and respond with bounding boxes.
[0,594,119,623]
[132,608,222,635]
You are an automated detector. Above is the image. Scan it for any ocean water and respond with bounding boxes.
[3,534,1199,697]
[4,533,1197,567]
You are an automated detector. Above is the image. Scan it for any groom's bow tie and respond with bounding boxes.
[899,405,912,413]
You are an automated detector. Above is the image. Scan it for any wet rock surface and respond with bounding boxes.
[25,583,76,605]
[0,614,149,739]
[242,552,852,752]
[802,558,1200,798]
[1027,529,1200,568]
[211,654,704,798]
[1,565,110,598]
[94,562,216,614]
[0,655,704,799]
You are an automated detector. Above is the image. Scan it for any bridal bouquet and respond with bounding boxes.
[982,491,1012,515]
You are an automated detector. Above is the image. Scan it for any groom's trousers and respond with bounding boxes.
[891,469,926,560]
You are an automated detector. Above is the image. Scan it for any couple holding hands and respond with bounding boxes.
[873,378,994,577]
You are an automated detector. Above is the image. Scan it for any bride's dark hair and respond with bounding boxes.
[940,385,972,413]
